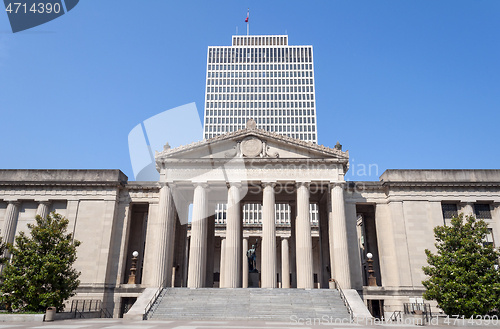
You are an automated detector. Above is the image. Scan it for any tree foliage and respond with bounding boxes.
[0,212,81,312]
[422,214,500,317]
[0,234,7,265]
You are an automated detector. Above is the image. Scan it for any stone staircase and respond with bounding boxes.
[146,288,351,321]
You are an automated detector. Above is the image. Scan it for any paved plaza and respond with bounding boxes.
[0,318,494,329]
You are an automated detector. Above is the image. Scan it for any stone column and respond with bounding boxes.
[289,202,297,288]
[318,199,331,288]
[242,237,249,288]
[188,183,208,288]
[36,201,51,219]
[1,201,20,261]
[174,213,188,287]
[329,183,351,289]
[184,236,190,287]
[224,184,242,288]
[205,202,216,288]
[492,203,500,253]
[296,183,314,289]
[261,182,277,288]
[281,237,290,288]
[220,237,226,287]
[147,183,176,287]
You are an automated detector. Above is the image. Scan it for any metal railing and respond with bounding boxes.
[100,308,113,318]
[404,302,432,323]
[388,310,402,322]
[335,281,353,321]
[68,299,112,319]
[70,299,102,313]
[143,277,170,320]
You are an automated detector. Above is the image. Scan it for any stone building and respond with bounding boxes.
[1,122,499,318]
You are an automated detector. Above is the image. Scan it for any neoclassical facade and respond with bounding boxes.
[1,123,499,318]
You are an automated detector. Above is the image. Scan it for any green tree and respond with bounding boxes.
[0,234,7,265]
[422,214,500,317]
[0,212,81,312]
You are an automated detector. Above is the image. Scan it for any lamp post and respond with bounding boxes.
[127,251,139,284]
[367,252,377,286]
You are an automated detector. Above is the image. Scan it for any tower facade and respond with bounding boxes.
[203,35,318,144]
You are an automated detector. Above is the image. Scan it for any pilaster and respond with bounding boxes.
[36,201,51,219]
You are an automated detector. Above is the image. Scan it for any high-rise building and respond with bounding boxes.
[203,34,319,224]
[203,35,318,144]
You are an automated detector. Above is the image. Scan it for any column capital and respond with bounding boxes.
[296,181,310,189]
[281,236,289,241]
[6,200,21,206]
[38,200,52,206]
[330,182,345,189]
[193,182,209,189]
[261,182,276,189]
[226,182,243,189]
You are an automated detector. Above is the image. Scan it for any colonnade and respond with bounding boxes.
[1,200,52,246]
[145,180,351,289]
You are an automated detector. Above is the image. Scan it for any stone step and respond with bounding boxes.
[147,288,351,321]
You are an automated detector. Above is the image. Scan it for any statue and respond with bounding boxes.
[246,240,258,273]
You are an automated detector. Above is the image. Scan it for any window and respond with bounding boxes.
[442,204,458,221]
[474,204,492,219]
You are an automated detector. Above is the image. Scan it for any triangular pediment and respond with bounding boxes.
[155,126,348,163]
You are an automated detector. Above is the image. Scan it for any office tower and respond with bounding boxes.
[203,35,320,225]
[203,35,318,144]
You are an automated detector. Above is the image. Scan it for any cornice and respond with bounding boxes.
[345,181,500,190]
[382,181,500,188]
[0,181,125,188]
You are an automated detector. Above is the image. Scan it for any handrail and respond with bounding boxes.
[143,277,170,320]
[335,281,353,321]
[100,308,113,318]
[403,303,432,323]
[388,310,402,322]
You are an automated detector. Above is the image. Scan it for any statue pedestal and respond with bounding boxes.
[248,272,260,288]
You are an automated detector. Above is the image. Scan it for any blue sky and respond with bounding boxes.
[0,1,499,181]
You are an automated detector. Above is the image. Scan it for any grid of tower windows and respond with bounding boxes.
[203,36,318,144]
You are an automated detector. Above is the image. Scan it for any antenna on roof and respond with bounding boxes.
[246,8,249,35]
